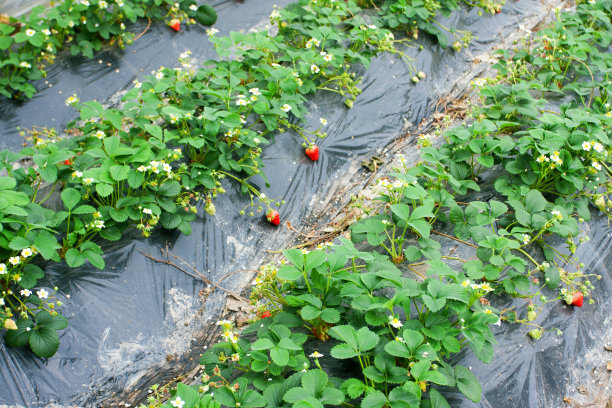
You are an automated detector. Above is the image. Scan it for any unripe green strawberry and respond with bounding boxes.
[528,329,542,340]
[527,310,537,321]
[595,196,606,211]
[205,202,216,215]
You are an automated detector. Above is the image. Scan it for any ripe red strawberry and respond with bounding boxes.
[305,145,319,161]
[260,311,271,319]
[266,209,280,226]
[169,19,180,32]
[64,158,72,165]
[571,291,583,307]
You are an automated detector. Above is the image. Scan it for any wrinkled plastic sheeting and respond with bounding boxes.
[0,0,572,406]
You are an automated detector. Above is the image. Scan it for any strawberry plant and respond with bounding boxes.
[166,241,492,407]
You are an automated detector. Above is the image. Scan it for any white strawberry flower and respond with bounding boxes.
[249,88,262,96]
[83,177,95,185]
[236,95,248,106]
[19,62,31,69]
[155,71,164,80]
[37,289,49,299]
[65,95,79,105]
[309,351,324,358]
[9,256,21,266]
[310,64,320,74]
[20,289,32,297]
[281,104,291,112]
[25,29,36,37]
[582,141,592,151]
[0,263,6,274]
[189,4,197,10]
[388,315,403,328]
[592,161,602,171]
[170,397,185,408]
[143,208,152,215]
[21,248,33,258]
[593,142,604,153]
[94,130,105,139]
[91,220,105,230]
[216,319,231,328]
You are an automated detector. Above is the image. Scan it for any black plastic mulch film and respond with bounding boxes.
[0,0,610,407]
